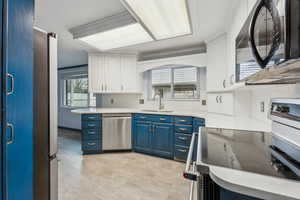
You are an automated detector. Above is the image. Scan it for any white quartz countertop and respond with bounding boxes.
[197,161,300,200]
[71,108,207,119]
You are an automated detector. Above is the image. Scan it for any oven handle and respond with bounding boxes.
[188,162,197,200]
[184,131,198,181]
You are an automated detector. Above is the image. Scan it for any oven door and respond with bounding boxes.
[249,0,286,68]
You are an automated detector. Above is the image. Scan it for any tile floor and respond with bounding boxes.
[58,129,190,200]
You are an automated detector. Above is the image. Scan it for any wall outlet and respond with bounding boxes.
[202,100,207,106]
[139,99,145,104]
[110,98,114,104]
[260,101,265,112]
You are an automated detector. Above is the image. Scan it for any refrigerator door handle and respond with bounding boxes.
[6,73,14,95]
[6,123,14,144]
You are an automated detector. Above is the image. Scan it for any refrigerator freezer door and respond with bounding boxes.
[49,35,58,157]
[50,157,58,200]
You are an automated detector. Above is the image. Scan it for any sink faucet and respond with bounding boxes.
[154,92,164,111]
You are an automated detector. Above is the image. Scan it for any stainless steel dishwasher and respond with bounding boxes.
[102,113,132,151]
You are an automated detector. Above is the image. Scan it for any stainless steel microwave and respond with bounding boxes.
[236,0,300,82]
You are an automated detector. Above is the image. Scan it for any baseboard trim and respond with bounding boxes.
[58,126,81,132]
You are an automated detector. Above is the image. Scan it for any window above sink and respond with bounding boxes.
[144,65,207,101]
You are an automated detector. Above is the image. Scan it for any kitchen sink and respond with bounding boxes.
[141,109,174,113]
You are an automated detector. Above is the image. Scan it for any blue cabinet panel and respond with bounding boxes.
[4,0,34,199]
[82,140,101,152]
[174,116,193,125]
[151,115,173,123]
[82,121,101,129]
[82,114,101,121]
[175,133,192,147]
[174,145,189,161]
[175,125,193,134]
[134,122,152,153]
[133,114,153,122]
[152,123,174,158]
[82,129,100,141]
[193,118,205,132]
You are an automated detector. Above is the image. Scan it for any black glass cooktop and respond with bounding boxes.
[199,127,300,181]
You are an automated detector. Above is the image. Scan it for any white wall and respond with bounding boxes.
[58,66,88,130]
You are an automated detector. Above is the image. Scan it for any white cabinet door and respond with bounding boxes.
[121,55,138,92]
[105,54,121,92]
[220,93,234,116]
[207,94,220,114]
[207,34,228,91]
[89,55,105,93]
[207,93,234,116]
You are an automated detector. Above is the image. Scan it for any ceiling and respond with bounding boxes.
[35,0,239,68]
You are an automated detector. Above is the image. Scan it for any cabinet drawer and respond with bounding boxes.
[175,125,193,134]
[82,121,101,129]
[82,140,101,152]
[175,133,192,147]
[151,115,173,123]
[82,114,101,121]
[174,116,193,125]
[82,129,101,141]
[134,114,152,121]
[174,145,189,161]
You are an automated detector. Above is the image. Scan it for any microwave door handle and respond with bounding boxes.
[249,0,282,69]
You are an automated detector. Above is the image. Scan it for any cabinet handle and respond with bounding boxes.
[88,117,96,120]
[179,120,187,122]
[216,96,219,103]
[160,118,166,121]
[88,124,96,127]
[178,136,187,140]
[6,73,14,96]
[178,149,187,153]
[179,128,187,131]
[88,142,96,146]
[219,96,223,103]
[88,131,96,135]
[6,123,14,144]
[223,79,226,88]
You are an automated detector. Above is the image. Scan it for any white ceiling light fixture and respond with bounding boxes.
[121,0,192,40]
[70,12,154,51]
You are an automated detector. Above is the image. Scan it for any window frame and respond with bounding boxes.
[147,66,203,101]
[60,76,96,108]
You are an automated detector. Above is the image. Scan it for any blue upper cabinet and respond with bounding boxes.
[152,123,174,158]
[134,121,152,153]
[3,0,34,199]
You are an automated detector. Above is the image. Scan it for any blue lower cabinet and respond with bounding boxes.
[134,121,152,153]
[132,114,205,162]
[82,129,100,140]
[151,123,174,158]
[82,140,101,152]
[81,114,102,154]
[174,145,189,161]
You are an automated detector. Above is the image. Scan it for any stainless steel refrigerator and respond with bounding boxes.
[33,28,58,200]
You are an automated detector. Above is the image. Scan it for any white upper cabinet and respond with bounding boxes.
[151,68,171,85]
[88,53,139,93]
[174,67,197,84]
[207,34,228,91]
[121,55,138,92]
